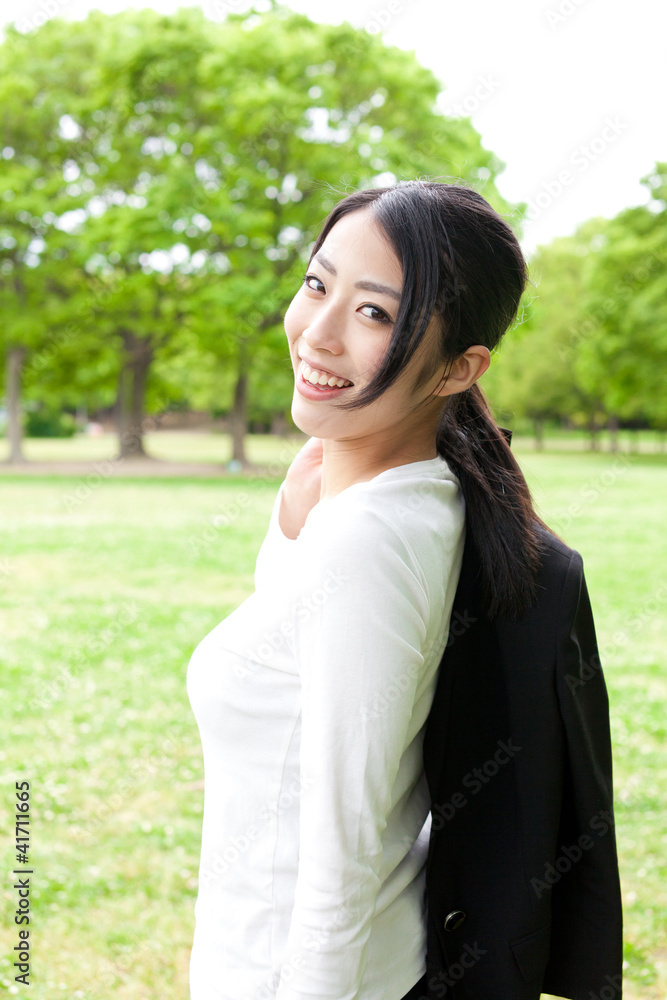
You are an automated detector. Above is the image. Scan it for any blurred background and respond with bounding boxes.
[0,1,665,997]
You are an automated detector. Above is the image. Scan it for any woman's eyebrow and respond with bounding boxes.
[313,251,336,275]
[313,252,401,301]
[354,279,401,302]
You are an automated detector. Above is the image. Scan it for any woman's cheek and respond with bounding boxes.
[283,294,305,342]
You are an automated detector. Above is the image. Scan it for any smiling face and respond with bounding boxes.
[284,207,448,454]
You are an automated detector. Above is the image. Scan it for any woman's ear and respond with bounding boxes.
[434,345,491,397]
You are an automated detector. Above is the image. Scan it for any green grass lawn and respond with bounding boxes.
[0,426,664,464]
[0,429,307,467]
[0,437,665,998]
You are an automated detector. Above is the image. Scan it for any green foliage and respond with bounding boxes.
[25,404,77,437]
[573,163,667,427]
[4,5,662,451]
[485,179,667,440]
[1,4,512,454]
[485,219,607,431]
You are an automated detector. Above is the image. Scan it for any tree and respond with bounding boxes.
[574,163,667,439]
[2,3,519,462]
[485,220,612,449]
[486,170,667,451]
[0,22,95,460]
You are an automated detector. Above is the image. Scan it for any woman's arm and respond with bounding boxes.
[273,493,464,1000]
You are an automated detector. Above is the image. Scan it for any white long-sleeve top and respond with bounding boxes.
[187,455,466,1000]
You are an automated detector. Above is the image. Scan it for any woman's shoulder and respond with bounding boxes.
[301,457,466,568]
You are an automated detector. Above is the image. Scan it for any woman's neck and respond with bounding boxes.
[319,439,439,502]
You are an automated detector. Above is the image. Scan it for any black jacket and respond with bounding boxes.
[421,507,623,998]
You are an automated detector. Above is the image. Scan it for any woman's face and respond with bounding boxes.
[284,207,446,444]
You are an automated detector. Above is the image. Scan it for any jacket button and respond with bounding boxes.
[443,910,466,932]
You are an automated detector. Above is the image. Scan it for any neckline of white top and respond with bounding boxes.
[276,454,455,542]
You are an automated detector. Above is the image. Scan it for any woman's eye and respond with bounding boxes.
[301,276,392,324]
[359,304,392,324]
[304,273,325,293]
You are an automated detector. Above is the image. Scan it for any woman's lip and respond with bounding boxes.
[296,368,354,400]
[297,358,353,384]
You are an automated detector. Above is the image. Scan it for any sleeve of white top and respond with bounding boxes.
[273,501,452,1000]
[253,480,289,591]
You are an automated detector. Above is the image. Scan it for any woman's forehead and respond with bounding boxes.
[318,209,402,284]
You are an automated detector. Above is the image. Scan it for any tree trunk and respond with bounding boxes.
[115,331,154,459]
[271,412,289,436]
[607,414,619,452]
[532,416,544,452]
[230,363,248,465]
[5,346,27,464]
[587,413,599,451]
[75,403,88,432]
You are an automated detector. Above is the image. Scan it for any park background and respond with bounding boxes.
[1,0,665,997]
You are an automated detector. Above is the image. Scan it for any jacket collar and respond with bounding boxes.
[499,426,513,447]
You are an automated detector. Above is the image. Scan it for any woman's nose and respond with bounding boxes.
[301,304,344,353]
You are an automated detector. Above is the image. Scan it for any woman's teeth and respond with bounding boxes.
[300,362,353,389]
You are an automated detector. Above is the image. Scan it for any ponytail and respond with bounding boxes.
[436,383,552,620]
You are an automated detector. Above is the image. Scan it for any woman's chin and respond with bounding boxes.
[290,399,319,434]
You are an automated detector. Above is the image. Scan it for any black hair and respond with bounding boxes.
[308,179,552,620]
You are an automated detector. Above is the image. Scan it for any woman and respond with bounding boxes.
[186,180,607,1000]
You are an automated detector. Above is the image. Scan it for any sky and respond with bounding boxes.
[3,0,666,255]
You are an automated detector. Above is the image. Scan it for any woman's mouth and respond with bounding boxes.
[296,361,355,400]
